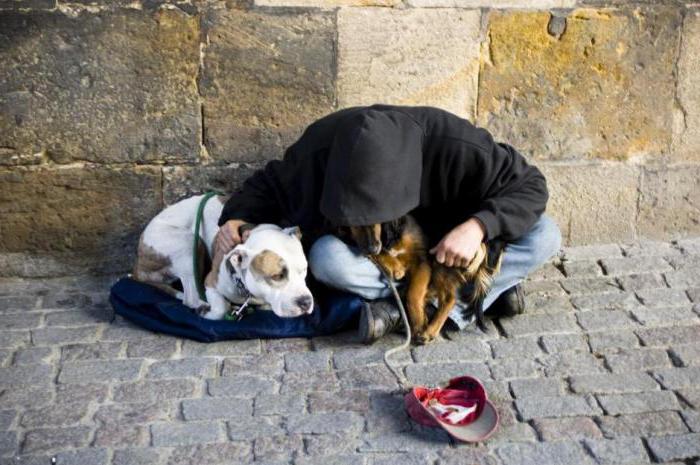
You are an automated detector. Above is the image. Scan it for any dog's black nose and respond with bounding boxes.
[296,295,313,312]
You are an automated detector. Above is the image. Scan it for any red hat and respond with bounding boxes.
[404,376,499,442]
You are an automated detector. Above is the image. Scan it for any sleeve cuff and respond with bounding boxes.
[471,210,500,242]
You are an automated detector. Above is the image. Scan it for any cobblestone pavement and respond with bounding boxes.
[1,239,700,465]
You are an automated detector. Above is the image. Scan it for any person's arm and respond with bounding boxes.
[470,142,548,242]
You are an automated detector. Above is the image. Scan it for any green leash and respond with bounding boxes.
[193,191,221,303]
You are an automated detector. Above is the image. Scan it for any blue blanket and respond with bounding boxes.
[109,277,363,342]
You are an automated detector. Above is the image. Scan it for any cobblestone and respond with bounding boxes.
[1,240,698,464]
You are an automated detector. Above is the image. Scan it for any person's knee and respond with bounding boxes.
[532,214,562,263]
[308,235,358,288]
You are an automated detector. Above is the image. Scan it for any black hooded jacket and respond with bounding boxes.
[219,104,549,249]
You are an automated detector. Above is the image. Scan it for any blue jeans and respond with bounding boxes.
[308,215,562,329]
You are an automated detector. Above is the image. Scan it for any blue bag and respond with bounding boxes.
[109,277,363,342]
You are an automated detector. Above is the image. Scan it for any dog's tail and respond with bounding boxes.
[463,243,502,304]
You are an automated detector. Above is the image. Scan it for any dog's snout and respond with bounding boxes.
[296,295,313,313]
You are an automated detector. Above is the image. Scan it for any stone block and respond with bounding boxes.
[307,390,369,414]
[287,412,364,435]
[631,305,699,327]
[561,259,603,277]
[162,164,261,205]
[0,330,29,348]
[280,371,339,394]
[60,342,122,362]
[532,417,602,441]
[208,375,276,398]
[601,256,673,276]
[94,402,172,425]
[126,338,178,359]
[13,347,54,365]
[93,423,148,447]
[112,379,197,403]
[538,352,606,377]
[478,8,681,161]
[405,362,490,386]
[151,422,223,447]
[147,358,218,379]
[166,443,253,465]
[515,394,600,420]
[560,277,621,295]
[54,448,108,465]
[201,8,334,163]
[0,364,53,387]
[571,292,638,311]
[227,416,284,440]
[337,8,481,120]
[636,324,700,346]
[647,433,700,462]
[597,411,690,437]
[639,165,700,239]
[597,391,680,415]
[112,448,163,465]
[489,336,542,359]
[412,338,491,362]
[540,333,588,353]
[182,339,261,357]
[671,343,700,367]
[254,393,305,416]
[562,244,622,260]
[0,166,162,277]
[673,10,700,161]
[569,372,658,394]
[653,367,700,389]
[605,348,671,372]
[22,426,92,454]
[617,273,667,291]
[539,163,638,245]
[334,346,411,371]
[58,359,142,383]
[32,327,99,346]
[284,350,331,373]
[490,357,541,379]
[20,402,89,427]
[0,9,199,164]
[221,354,284,377]
[253,434,303,462]
[665,270,700,289]
[495,440,596,465]
[510,378,563,398]
[499,312,578,337]
[576,310,638,331]
[583,438,649,465]
[182,398,253,421]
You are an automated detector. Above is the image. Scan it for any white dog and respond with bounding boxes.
[133,194,314,320]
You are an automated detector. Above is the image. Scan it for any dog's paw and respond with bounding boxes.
[414,330,436,345]
[392,267,406,280]
[194,303,211,316]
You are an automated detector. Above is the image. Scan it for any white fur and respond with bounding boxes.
[137,195,313,320]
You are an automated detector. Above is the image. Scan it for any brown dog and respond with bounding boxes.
[340,216,503,344]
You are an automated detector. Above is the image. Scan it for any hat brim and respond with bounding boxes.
[433,399,499,442]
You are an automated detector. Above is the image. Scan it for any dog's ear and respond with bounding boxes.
[381,216,406,249]
[227,246,249,274]
[282,226,302,240]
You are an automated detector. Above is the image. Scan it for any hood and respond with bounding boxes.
[319,108,424,226]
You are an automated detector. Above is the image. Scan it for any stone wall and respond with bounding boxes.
[1,0,698,277]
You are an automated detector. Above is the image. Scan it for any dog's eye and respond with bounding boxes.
[272,267,288,281]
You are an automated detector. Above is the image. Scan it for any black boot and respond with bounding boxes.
[489,284,526,318]
[358,298,403,344]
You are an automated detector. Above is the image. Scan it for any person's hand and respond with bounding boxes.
[215,219,248,255]
[429,218,486,268]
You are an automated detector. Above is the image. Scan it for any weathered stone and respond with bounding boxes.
[540,333,588,353]
[587,330,638,353]
[673,10,700,161]
[166,442,253,465]
[490,357,541,379]
[181,339,261,357]
[32,327,100,346]
[560,277,621,295]
[0,431,16,457]
[365,391,411,434]
[93,423,149,448]
[22,426,92,454]
[285,350,331,373]
[147,358,217,379]
[639,166,700,239]
[489,336,542,359]
[126,338,178,359]
[605,348,671,372]
[13,347,54,365]
[303,434,363,457]
[479,8,680,161]
[280,371,339,394]
[533,417,602,441]
[682,410,700,432]
[0,385,53,408]
[253,434,303,462]
[162,165,261,205]
[221,354,284,377]
[337,8,481,120]
[653,367,700,389]
[405,362,490,386]
[60,342,122,362]
[182,398,252,421]
[671,343,700,367]
[201,8,334,163]
[636,324,700,346]
[678,388,700,409]
[637,288,690,308]
[412,338,491,362]
[583,437,649,465]
[0,364,53,386]
[597,391,680,415]
[54,448,108,465]
[2,313,41,330]
[540,352,606,377]
[665,270,700,288]
[307,390,369,414]
[576,310,638,331]
[21,402,88,427]
[336,365,399,391]
[623,240,681,258]
[227,416,284,440]
[112,448,162,465]
[527,294,575,314]
[617,273,667,292]
[647,433,700,462]
[570,372,658,394]
[527,262,565,280]
[510,378,563,398]
[334,346,411,371]
[597,411,690,437]
[539,164,638,245]
[515,394,600,420]
[561,259,603,277]
[0,9,199,164]
[571,292,638,311]
[562,244,622,261]
[151,422,223,447]
[112,379,197,403]
[631,305,699,327]
[500,312,578,337]
[254,393,305,416]
[0,330,29,348]
[58,359,142,383]
[495,440,595,465]
[56,383,108,405]
[0,166,162,277]
[95,401,172,426]
[208,375,276,398]
[601,256,673,276]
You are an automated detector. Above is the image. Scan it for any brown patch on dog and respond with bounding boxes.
[250,249,285,280]
[133,235,173,282]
